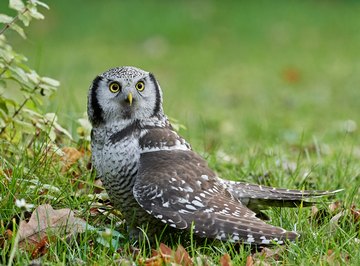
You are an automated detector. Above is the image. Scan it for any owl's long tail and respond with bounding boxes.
[220,179,343,215]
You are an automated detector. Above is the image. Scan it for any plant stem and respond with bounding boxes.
[0,86,39,134]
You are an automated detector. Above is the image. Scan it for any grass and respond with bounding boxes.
[1,0,360,265]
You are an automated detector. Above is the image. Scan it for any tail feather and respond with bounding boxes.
[220,179,343,212]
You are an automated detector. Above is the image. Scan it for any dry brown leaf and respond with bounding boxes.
[350,204,360,223]
[252,246,285,265]
[219,253,232,266]
[18,204,85,251]
[311,201,344,226]
[0,229,13,249]
[61,147,83,172]
[31,236,51,259]
[175,244,193,266]
[159,243,173,263]
[326,249,350,264]
[245,255,254,266]
[329,201,342,213]
[139,254,163,266]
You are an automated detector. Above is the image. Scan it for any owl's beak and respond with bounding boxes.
[126,92,133,106]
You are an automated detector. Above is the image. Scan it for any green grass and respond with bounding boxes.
[1,0,360,265]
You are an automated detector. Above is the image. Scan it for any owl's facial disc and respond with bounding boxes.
[88,66,164,126]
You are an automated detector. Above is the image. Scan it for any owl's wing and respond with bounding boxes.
[133,149,298,245]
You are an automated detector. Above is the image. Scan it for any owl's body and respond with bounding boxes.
[88,66,341,244]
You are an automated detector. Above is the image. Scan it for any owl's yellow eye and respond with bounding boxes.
[135,81,145,91]
[109,82,121,93]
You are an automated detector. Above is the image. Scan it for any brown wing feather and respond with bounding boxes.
[133,150,298,244]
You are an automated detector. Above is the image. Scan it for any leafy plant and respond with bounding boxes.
[0,0,70,158]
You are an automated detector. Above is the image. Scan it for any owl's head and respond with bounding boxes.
[88,66,164,127]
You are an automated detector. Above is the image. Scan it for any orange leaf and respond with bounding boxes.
[31,236,51,259]
[245,255,254,266]
[0,229,13,249]
[175,244,193,266]
[139,254,163,266]
[219,253,232,266]
[61,147,83,172]
[159,242,172,262]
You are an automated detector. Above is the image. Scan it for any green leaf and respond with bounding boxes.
[8,65,29,84]
[27,70,40,84]
[41,77,60,87]
[0,116,6,128]
[18,11,32,26]
[0,47,14,62]
[0,79,6,90]
[0,99,9,114]
[9,0,25,12]
[31,0,49,10]
[0,14,13,24]
[9,23,26,39]
[28,6,44,20]
[13,119,34,132]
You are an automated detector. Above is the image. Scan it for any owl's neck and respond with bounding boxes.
[100,114,167,132]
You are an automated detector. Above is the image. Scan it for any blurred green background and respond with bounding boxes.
[2,0,360,151]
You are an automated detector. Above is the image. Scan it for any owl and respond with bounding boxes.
[87,66,341,245]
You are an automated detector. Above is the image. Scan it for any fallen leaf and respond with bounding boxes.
[329,211,344,230]
[329,201,342,212]
[175,244,193,266]
[326,249,350,264]
[139,253,163,266]
[252,246,285,265]
[0,229,13,248]
[350,204,360,223]
[18,204,85,251]
[61,147,83,172]
[245,255,254,266]
[311,201,343,225]
[219,253,232,266]
[31,236,51,259]
[159,243,172,263]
